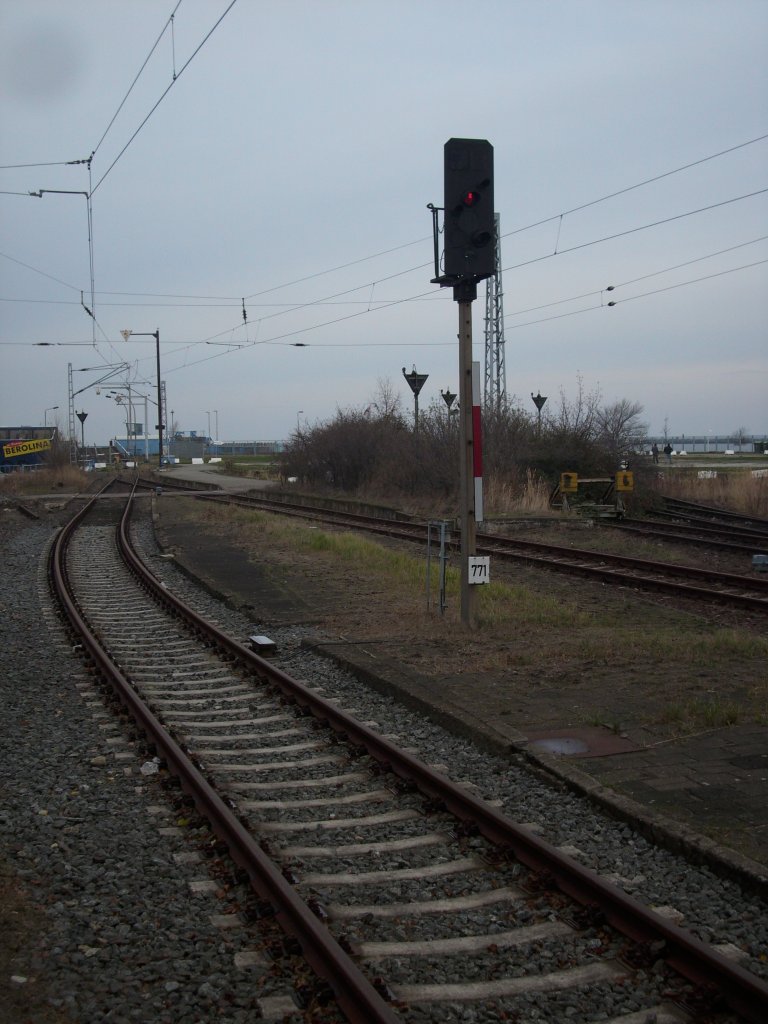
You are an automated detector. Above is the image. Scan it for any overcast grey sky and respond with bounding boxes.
[1,0,766,446]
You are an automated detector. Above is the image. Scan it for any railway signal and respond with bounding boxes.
[443,138,495,281]
[402,366,429,432]
[428,139,495,627]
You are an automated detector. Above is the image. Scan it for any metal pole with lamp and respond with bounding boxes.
[121,330,163,468]
[44,405,59,428]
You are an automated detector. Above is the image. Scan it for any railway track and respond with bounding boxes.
[658,497,768,536]
[194,491,768,614]
[601,518,768,556]
[47,479,768,1022]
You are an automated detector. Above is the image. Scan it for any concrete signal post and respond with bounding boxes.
[429,138,495,628]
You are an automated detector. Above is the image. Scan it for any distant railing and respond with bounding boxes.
[646,435,767,454]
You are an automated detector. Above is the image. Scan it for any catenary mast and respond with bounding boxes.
[483,213,506,411]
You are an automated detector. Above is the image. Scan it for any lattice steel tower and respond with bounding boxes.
[483,213,506,411]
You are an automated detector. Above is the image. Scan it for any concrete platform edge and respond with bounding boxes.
[309,639,768,901]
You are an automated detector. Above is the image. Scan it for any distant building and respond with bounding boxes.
[1,425,58,472]
[210,440,285,456]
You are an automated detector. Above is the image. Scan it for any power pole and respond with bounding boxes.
[484,213,506,412]
[67,363,77,464]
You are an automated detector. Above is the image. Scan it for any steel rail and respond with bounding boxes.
[50,481,401,1024]
[204,492,768,611]
[601,519,768,554]
[474,535,768,612]
[662,497,768,533]
[647,516,768,543]
[109,488,768,1022]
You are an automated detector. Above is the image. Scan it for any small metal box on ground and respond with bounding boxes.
[249,634,277,655]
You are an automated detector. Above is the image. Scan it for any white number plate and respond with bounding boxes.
[468,556,490,585]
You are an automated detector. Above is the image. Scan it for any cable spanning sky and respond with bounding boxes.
[1,0,766,444]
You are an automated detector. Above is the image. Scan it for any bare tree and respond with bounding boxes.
[596,399,648,464]
[369,377,403,421]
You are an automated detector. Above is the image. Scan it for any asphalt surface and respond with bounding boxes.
[153,465,768,897]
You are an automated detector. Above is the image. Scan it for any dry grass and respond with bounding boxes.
[212,502,768,661]
[658,468,768,517]
[0,465,90,495]
[168,499,768,740]
[484,469,553,515]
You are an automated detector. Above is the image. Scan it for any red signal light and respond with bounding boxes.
[462,190,481,206]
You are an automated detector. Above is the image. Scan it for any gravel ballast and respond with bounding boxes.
[2,506,767,1024]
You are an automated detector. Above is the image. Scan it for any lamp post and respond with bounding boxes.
[44,405,59,427]
[297,410,304,432]
[121,329,163,468]
[214,410,218,443]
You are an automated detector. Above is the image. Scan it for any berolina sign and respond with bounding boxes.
[3,438,52,458]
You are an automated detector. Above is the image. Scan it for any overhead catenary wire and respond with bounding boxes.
[13,131,761,305]
[91,0,239,195]
[605,258,768,307]
[504,235,768,321]
[4,205,766,360]
[8,183,763,327]
[3,253,764,353]
[4,125,766,379]
[5,131,764,323]
[153,185,768,357]
[90,0,183,162]
[120,252,765,375]
[501,131,768,242]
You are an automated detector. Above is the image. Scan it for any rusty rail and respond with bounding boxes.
[51,481,768,1023]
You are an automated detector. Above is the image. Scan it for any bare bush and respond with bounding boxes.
[281,377,648,511]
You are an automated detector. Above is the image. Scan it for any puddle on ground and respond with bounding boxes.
[523,726,640,758]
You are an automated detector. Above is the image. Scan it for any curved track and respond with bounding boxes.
[46,478,768,1022]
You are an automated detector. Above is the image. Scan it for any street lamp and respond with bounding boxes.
[44,405,59,427]
[121,329,163,468]
[297,410,304,432]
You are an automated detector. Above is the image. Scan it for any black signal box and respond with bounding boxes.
[443,138,495,281]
